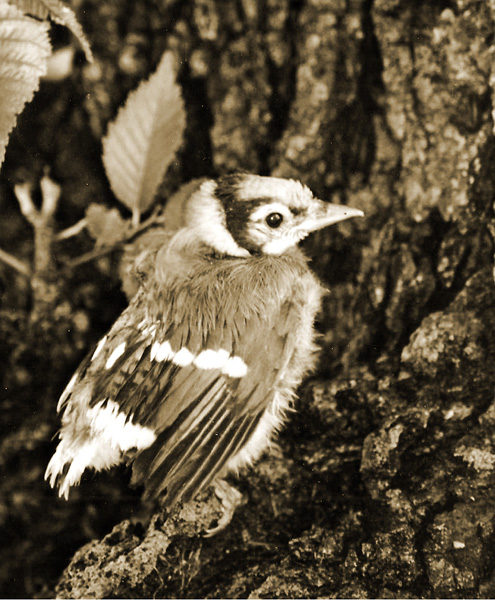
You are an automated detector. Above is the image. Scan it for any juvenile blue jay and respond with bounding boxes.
[46,173,363,533]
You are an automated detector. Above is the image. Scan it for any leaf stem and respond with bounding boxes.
[126,207,165,241]
[132,207,141,229]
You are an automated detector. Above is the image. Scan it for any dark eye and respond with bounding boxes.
[265,212,284,228]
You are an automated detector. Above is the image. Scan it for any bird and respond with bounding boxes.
[45,172,363,534]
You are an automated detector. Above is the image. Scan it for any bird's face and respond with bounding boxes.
[186,173,363,257]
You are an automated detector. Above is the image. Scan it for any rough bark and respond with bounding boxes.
[1,0,495,598]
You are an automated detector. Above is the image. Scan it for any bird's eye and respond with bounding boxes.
[265,212,284,228]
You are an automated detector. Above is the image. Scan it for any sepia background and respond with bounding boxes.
[1,0,495,597]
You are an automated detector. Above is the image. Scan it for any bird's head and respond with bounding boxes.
[185,173,364,257]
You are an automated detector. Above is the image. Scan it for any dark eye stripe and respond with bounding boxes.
[289,206,303,216]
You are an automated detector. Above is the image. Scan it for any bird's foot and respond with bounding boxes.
[204,479,243,537]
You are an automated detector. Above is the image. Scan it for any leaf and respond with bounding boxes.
[102,51,186,223]
[7,0,93,62]
[85,203,129,248]
[0,2,51,168]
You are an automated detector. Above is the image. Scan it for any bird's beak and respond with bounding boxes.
[303,200,364,233]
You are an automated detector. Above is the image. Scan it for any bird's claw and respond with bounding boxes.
[204,480,243,537]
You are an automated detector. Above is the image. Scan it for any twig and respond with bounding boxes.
[15,182,38,226]
[64,208,166,269]
[126,207,165,240]
[0,247,31,277]
[40,175,60,218]
[64,244,117,269]
[56,217,88,241]
[14,174,61,323]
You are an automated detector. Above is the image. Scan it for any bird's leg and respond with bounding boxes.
[204,479,243,537]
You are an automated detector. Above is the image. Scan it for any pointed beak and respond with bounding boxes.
[303,200,364,234]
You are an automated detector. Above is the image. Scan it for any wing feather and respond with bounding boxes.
[139,403,263,506]
[177,413,261,503]
[92,337,150,404]
[147,424,229,501]
[148,381,229,482]
[77,315,286,506]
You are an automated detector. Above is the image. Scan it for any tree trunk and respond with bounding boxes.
[2,0,495,598]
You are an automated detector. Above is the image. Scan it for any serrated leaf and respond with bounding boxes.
[102,51,186,223]
[7,0,93,62]
[0,2,51,168]
[85,203,129,247]
[6,0,49,19]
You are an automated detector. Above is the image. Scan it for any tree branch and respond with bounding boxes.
[0,247,31,277]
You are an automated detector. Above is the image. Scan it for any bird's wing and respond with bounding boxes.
[49,289,296,508]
